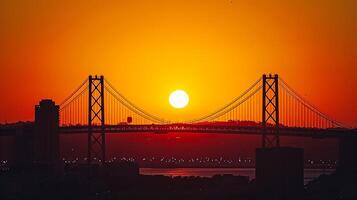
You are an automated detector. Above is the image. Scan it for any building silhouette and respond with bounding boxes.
[34,99,59,165]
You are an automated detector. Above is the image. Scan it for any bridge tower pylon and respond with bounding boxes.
[262,74,280,148]
[88,75,105,165]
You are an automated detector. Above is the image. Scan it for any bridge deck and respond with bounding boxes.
[1,124,356,138]
[59,124,356,138]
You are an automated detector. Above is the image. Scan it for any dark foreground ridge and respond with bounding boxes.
[1,162,357,200]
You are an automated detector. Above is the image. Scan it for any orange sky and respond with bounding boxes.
[0,0,356,126]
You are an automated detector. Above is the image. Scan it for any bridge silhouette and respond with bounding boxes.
[1,74,355,165]
[54,74,353,164]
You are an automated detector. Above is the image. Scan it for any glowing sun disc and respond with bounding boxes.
[169,90,189,108]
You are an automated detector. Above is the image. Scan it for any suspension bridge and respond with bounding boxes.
[0,74,355,165]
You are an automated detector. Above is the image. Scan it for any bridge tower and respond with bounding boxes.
[262,74,280,148]
[257,74,304,199]
[88,75,105,165]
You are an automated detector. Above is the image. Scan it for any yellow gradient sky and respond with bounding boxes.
[0,0,356,126]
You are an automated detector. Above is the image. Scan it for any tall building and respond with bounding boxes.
[34,99,59,164]
[256,147,304,200]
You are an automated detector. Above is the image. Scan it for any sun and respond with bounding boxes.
[169,90,189,109]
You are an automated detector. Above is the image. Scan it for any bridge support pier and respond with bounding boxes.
[256,147,304,200]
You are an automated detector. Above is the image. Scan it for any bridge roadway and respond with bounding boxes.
[1,123,356,138]
[59,124,357,138]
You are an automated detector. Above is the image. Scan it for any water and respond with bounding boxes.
[140,168,335,185]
